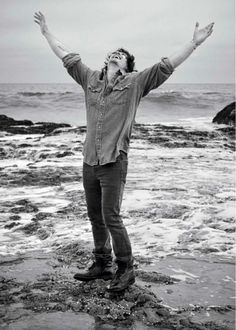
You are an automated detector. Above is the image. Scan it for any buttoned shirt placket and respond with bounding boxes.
[95,93,105,163]
[62,54,174,166]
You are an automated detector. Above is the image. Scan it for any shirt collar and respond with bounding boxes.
[100,69,125,81]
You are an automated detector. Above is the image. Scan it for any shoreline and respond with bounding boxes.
[0,115,235,329]
[0,246,235,329]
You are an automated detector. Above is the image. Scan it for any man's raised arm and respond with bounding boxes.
[34,11,70,59]
[135,21,214,97]
[168,22,214,69]
[34,11,93,90]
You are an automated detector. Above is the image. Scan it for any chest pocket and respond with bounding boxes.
[88,84,102,106]
[111,83,131,105]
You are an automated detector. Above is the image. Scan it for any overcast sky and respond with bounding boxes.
[1,0,235,83]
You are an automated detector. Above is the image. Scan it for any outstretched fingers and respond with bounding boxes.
[34,13,40,23]
[34,11,45,23]
[34,18,40,25]
[194,21,199,34]
[207,29,213,36]
[34,12,41,19]
[204,22,214,32]
[34,11,44,17]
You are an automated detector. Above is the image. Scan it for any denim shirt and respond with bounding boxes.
[62,53,174,165]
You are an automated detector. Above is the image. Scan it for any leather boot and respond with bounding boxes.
[74,259,113,281]
[106,260,135,292]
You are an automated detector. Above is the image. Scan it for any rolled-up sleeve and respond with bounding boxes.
[136,57,174,97]
[62,53,93,90]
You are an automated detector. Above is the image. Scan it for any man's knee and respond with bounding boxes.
[87,210,103,223]
[103,211,124,228]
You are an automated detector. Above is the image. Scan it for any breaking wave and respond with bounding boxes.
[17,91,74,97]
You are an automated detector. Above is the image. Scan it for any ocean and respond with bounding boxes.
[0,83,234,127]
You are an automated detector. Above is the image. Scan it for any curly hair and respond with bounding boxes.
[100,48,136,79]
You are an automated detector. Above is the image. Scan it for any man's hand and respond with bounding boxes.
[168,21,214,69]
[34,11,49,35]
[192,22,214,46]
[34,11,70,59]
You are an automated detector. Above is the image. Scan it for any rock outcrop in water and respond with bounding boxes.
[212,102,235,126]
[0,113,235,150]
[0,114,71,134]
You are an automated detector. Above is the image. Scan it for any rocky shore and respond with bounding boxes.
[0,113,235,329]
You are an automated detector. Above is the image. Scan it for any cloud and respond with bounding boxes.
[0,0,235,83]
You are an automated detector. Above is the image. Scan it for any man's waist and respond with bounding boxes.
[83,149,128,167]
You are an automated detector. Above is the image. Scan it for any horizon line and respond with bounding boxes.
[0,82,235,85]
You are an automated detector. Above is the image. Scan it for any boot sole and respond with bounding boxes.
[74,273,113,282]
[106,277,135,292]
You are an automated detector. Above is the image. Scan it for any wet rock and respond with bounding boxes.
[55,151,75,158]
[1,259,234,330]
[0,147,7,157]
[0,115,33,127]
[136,292,161,306]
[55,242,92,265]
[144,307,162,324]
[0,115,71,134]
[196,247,220,253]
[45,126,86,136]
[132,123,227,149]
[72,146,83,152]
[18,143,33,148]
[15,199,39,210]
[208,305,234,313]
[9,215,21,221]
[37,228,50,240]
[155,307,171,317]
[215,126,235,151]
[10,201,38,213]
[51,303,68,312]
[224,227,235,233]
[37,152,51,159]
[32,212,52,221]
[36,121,71,130]
[9,167,81,187]
[136,270,178,284]
[18,222,40,235]
[4,222,20,229]
[213,102,235,126]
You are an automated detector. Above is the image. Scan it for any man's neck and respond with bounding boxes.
[107,63,126,82]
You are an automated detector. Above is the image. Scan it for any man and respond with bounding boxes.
[34,12,214,292]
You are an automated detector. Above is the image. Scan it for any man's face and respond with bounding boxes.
[108,50,128,71]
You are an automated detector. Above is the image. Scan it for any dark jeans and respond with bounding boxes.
[83,151,132,263]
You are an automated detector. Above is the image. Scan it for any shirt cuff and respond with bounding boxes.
[160,57,174,74]
[62,53,81,69]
